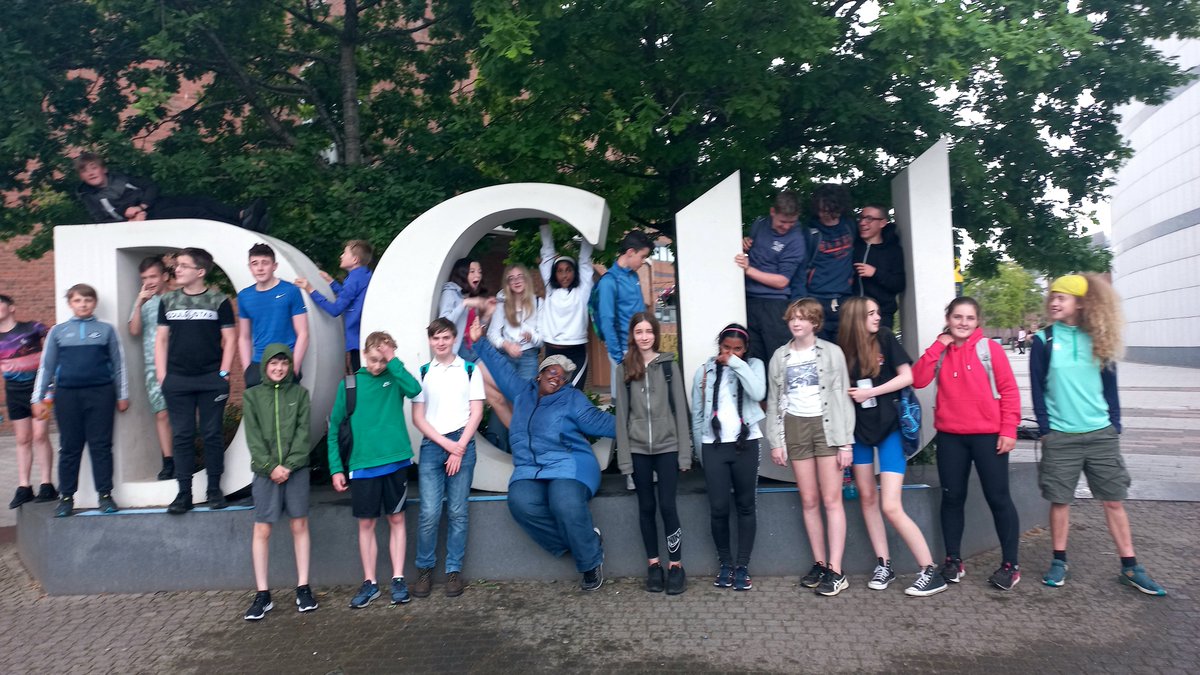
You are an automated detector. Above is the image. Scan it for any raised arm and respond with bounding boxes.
[539,223,557,285]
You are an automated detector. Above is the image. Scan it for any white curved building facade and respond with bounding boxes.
[1111,39,1200,367]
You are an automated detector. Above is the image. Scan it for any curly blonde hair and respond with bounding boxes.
[1048,274,1124,365]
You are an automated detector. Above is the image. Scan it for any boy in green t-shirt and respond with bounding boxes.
[328,331,422,608]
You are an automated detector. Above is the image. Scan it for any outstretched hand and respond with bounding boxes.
[469,317,484,344]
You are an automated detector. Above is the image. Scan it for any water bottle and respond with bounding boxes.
[842,467,858,500]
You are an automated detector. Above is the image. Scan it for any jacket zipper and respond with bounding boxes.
[645,367,654,451]
[529,396,543,479]
[274,384,283,466]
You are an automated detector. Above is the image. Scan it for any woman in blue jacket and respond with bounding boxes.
[469,319,616,592]
[689,323,765,591]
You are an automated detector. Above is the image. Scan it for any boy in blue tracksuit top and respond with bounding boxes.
[296,239,373,374]
[31,284,130,517]
[594,230,653,380]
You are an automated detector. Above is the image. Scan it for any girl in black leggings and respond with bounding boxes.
[615,313,693,594]
[912,297,1022,590]
[689,324,766,591]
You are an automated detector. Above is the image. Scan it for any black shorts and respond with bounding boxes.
[350,468,408,519]
[4,379,34,421]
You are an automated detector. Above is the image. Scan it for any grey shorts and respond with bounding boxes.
[1038,426,1130,503]
[252,468,311,523]
[784,414,839,461]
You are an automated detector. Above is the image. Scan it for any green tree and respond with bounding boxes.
[964,262,1043,329]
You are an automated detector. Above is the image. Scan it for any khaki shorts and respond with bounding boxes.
[1038,425,1130,503]
[784,414,839,461]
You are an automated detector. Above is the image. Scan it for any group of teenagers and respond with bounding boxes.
[0,188,1165,624]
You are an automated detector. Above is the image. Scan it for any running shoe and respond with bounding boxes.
[940,556,965,583]
[714,563,734,588]
[800,562,826,589]
[349,580,380,608]
[296,585,318,612]
[98,492,119,514]
[816,570,848,597]
[54,496,74,518]
[390,577,411,605]
[646,563,665,593]
[581,564,604,592]
[1043,559,1069,587]
[1120,565,1167,596]
[666,565,687,595]
[8,486,34,509]
[244,591,272,620]
[989,563,1020,591]
[733,566,753,591]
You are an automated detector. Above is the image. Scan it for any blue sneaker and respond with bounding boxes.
[349,580,380,609]
[714,563,734,588]
[733,566,753,591]
[1120,565,1166,596]
[390,577,411,604]
[1043,559,1069,587]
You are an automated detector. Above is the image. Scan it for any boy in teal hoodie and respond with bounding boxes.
[242,344,316,620]
[328,331,422,608]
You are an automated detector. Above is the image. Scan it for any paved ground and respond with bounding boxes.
[0,354,1196,673]
[0,501,1194,673]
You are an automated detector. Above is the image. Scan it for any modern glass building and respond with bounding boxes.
[1111,39,1200,367]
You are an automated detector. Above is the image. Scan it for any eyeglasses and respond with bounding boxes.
[858,214,886,222]
[174,263,201,270]
[506,275,525,282]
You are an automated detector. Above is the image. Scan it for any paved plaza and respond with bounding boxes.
[0,353,1197,673]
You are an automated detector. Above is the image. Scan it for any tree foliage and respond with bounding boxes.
[2,0,1198,275]
[965,262,1044,329]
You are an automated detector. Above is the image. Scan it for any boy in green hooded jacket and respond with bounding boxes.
[241,344,317,620]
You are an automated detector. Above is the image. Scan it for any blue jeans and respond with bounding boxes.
[507,478,603,573]
[510,348,539,380]
[415,430,476,572]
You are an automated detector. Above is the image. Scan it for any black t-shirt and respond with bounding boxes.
[158,288,235,376]
[848,328,910,446]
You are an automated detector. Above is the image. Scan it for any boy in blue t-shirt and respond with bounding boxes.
[237,243,309,387]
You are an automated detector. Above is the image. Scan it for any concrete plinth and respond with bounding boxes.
[17,464,1044,595]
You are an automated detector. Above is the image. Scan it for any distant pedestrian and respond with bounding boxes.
[912,297,1022,591]
[1031,274,1166,596]
[765,298,856,597]
[242,345,317,620]
[1017,327,1028,355]
[615,313,692,595]
[690,323,765,591]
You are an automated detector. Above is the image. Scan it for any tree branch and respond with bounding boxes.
[198,26,299,147]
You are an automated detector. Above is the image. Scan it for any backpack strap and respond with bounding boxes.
[975,339,1001,400]
[421,360,474,381]
[419,363,429,381]
[345,373,358,416]
[663,360,676,417]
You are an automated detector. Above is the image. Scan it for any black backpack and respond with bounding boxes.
[336,374,357,473]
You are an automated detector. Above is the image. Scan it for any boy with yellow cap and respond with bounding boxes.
[1030,274,1165,596]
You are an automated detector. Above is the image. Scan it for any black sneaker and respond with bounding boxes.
[98,492,119,513]
[816,569,848,597]
[167,492,193,515]
[733,566,753,591]
[157,458,175,482]
[940,556,965,583]
[296,585,318,612]
[800,562,826,589]
[905,565,949,597]
[989,563,1020,591]
[666,565,687,595]
[868,558,895,590]
[8,486,34,509]
[714,563,734,588]
[581,564,604,592]
[244,591,273,620]
[206,489,228,510]
[54,496,74,518]
[646,563,665,593]
[34,483,58,503]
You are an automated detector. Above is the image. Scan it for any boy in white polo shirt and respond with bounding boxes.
[410,318,485,598]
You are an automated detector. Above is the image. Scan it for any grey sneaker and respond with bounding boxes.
[905,565,948,597]
[868,558,895,590]
[1120,564,1166,596]
[349,580,380,609]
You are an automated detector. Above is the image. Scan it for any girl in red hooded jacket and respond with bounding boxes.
[912,297,1021,591]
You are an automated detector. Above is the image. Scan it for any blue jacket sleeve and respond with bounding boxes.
[595,274,624,362]
[573,391,616,439]
[310,269,365,318]
[475,339,532,402]
[1029,335,1050,436]
[1102,363,1121,433]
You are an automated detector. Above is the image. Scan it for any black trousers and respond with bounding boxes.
[746,296,790,363]
[148,196,240,226]
[631,452,682,562]
[936,432,1020,565]
[56,384,116,496]
[163,372,229,491]
[702,440,760,567]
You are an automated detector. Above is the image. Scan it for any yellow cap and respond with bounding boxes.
[1049,274,1088,297]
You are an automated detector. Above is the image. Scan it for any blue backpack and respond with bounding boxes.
[894,385,923,459]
